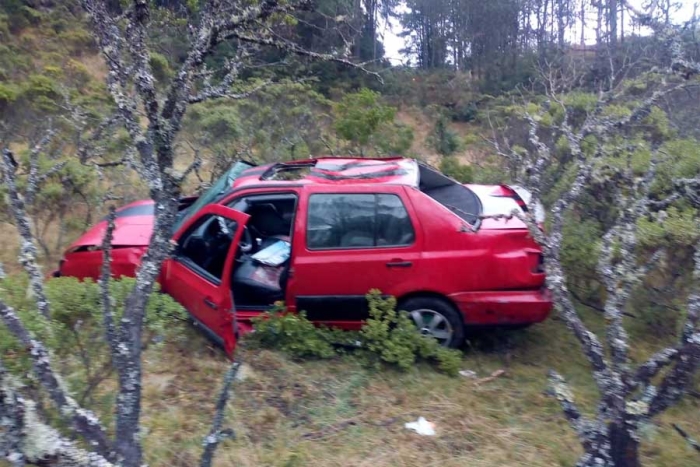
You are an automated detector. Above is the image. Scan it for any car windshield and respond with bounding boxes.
[172,160,254,232]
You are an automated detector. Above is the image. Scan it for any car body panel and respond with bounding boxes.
[59,246,148,280]
[288,184,425,324]
[70,200,155,247]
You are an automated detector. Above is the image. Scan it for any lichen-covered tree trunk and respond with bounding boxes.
[609,421,641,467]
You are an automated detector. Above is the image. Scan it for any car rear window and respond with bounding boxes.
[307,193,415,249]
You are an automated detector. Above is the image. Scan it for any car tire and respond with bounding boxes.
[398,296,465,348]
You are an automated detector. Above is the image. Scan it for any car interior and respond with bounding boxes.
[228,194,298,308]
[178,215,239,281]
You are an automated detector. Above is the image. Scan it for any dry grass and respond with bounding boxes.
[0,223,21,274]
[137,314,700,467]
[395,108,490,167]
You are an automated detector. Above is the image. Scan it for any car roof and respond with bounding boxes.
[231,157,420,190]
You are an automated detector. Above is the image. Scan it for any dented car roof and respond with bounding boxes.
[230,157,421,189]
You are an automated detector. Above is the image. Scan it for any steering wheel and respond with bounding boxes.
[239,225,253,253]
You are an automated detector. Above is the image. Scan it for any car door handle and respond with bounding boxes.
[386,261,412,268]
[203,298,218,310]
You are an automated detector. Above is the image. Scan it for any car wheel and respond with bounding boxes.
[398,297,465,348]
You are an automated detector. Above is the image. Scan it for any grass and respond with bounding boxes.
[136,312,700,467]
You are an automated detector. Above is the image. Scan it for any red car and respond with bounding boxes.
[54,157,552,355]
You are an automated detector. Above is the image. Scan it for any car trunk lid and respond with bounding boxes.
[466,184,545,230]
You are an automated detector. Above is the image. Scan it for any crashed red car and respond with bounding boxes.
[54,157,552,355]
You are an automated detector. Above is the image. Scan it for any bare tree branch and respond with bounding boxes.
[489,4,700,463]
[673,424,700,455]
[230,29,383,83]
[188,78,274,104]
[1,149,52,320]
[99,206,119,356]
[200,361,240,467]
[0,300,114,459]
[0,361,114,467]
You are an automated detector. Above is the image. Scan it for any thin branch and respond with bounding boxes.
[188,78,274,104]
[0,360,26,467]
[99,206,119,356]
[547,370,603,448]
[672,424,700,454]
[0,360,114,467]
[649,244,700,416]
[230,29,383,83]
[0,300,114,459]
[623,0,700,79]
[1,149,52,320]
[25,128,56,206]
[200,361,240,467]
[631,347,679,389]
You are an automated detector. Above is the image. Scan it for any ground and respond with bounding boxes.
[138,313,700,467]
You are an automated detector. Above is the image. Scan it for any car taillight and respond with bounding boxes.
[534,254,544,273]
[527,252,545,273]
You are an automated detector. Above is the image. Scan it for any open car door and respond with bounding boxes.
[161,204,250,357]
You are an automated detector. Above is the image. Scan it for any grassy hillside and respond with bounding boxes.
[1,3,700,466]
[136,314,700,467]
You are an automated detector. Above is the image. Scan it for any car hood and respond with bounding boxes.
[69,200,155,248]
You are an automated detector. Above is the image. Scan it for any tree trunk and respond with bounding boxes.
[609,422,641,467]
[620,2,624,43]
[608,0,617,51]
[353,0,363,59]
[557,0,565,48]
[580,0,585,46]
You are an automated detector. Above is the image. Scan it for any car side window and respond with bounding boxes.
[306,193,414,249]
[177,214,238,283]
[376,194,416,246]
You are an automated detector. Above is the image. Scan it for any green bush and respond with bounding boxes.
[0,276,187,399]
[358,292,462,375]
[637,207,700,249]
[333,88,396,153]
[149,52,173,83]
[452,101,478,122]
[0,82,18,108]
[439,156,473,183]
[375,122,414,155]
[248,291,462,376]
[57,28,94,53]
[248,303,337,359]
[429,115,460,156]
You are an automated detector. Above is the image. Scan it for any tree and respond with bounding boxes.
[0,1,373,466]
[490,2,700,465]
[333,87,396,155]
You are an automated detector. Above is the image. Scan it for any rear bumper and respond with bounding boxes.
[448,288,552,325]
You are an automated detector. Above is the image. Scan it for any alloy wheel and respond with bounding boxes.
[409,309,454,346]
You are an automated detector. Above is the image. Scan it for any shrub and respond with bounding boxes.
[637,207,700,249]
[57,28,95,53]
[0,82,18,108]
[439,156,473,183]
[333,88,396,152]
[452,101,478,122]
[375,122,414,155]
[248,291,462,376]
[20,74,61,111]
[0,276,187,401]
[358,291,462,375]
[248,303,337,359]
[149,52,174,83]
[429,115,460,156]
